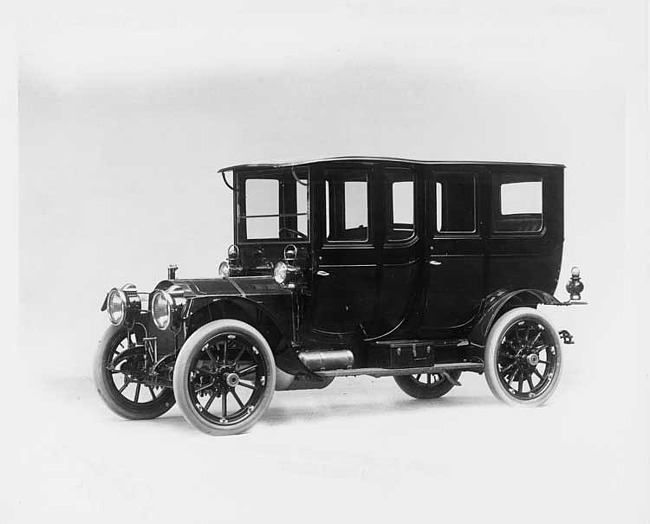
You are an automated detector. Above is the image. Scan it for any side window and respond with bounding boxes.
[387,169,415,242]
[494,176,543,233]
[296,179,308,237]
[435,173,476,234]
[244,178,279,239]
[325,169,369,242]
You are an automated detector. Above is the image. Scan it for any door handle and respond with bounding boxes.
[316,270,330,277]
[429,260,443,266]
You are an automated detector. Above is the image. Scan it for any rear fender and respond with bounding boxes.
[468,289,561,346]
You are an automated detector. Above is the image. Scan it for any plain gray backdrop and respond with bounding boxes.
[6,2,649,523]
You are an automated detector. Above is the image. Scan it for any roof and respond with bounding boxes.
[217,156,565,173]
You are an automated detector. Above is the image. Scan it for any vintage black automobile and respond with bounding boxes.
[95,157,585,435]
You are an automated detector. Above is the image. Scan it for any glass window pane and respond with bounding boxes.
[436,174,476,233]
[388,179,414,241]
[296,177,308,236]
[325,170,368,242]
[245,178,279,239]
[501,181,542,215]
[344,181,367,230]
[494,178,543,233]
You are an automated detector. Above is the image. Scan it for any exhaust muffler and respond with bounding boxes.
[298,349,354,371]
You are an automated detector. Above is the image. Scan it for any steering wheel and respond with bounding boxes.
[279,227,308,240]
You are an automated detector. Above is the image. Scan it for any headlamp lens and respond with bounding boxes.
[107,289,126,325]
[152,291,172,330]
[219,260,230,277]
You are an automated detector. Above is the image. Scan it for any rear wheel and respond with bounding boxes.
[94,325,176,419]
[173,320,276,436]
[394,371,461,399]
[484,307,563,406]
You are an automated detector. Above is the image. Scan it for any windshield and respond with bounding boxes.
[236,168,309,242]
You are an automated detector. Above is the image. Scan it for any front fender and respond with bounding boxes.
[468,288,561,346]
[184,294,307,375]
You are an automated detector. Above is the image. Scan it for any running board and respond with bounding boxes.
[314,362,484,378]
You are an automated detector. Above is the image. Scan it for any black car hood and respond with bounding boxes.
[158,276,288,298]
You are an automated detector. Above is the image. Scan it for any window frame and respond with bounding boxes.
[432,172,479,238]
[323,167,372,245]
[236,170,310,244]
[491,173,545,236]
[385,167,417,244]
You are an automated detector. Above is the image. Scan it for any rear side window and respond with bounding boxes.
[494,176,543,233]
[387,168,415,242]
[435,173,476,234]
[325,169,369,242]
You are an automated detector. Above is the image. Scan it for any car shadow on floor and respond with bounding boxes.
[260,394,498,427]
[45,375,500,432]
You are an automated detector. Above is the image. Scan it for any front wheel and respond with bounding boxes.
[94,325,176,420]
[484,307,563,406]
[172,320,276,436]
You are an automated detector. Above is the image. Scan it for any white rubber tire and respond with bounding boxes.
[173,319,276,436]
[484,307,563,406]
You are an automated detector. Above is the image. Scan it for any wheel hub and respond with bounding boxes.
[526,353,539,366]
[224,372,240,388]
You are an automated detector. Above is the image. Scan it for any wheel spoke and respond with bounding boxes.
[517,375,524,394]
[148,386,157,400]
[233,347,247,365]
[427,374,431,386]
[508,370,519,385]
[134,383,141,403]
[238,364,258,376]
[500,362,516,374]
[204,346,217,363]
[222,391,228,418]
[231,389,245,409]
[529,331,542,347]
[238,381,255,390]
[526,376,534,392]
[204,391,217,411]
[118,381,129,394]
[533,369,544,380]
[195,380,215,393]
[515,326,523,346]
[415,374,421,381]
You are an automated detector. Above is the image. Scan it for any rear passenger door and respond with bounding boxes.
[422,168,486,334]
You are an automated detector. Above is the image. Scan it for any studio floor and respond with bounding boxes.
[3,347,644,523]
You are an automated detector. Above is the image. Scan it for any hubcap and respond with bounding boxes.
[526,353,539,366]
[225,372,240,388]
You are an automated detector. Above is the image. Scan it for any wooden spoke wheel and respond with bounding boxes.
[394,371,461,399]
[173,320,276,436]
[94,325,175,420]
[485,307,563,406]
